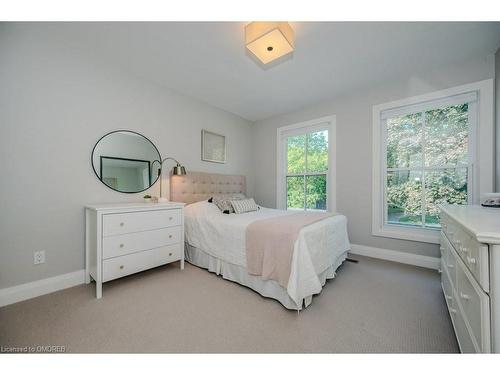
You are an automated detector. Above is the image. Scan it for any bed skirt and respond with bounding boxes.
[185,243,348,310]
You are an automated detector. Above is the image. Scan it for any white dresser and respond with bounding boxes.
[439,204,500,353]
[85,202,185,298]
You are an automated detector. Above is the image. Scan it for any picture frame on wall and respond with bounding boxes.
[201,129,226,163]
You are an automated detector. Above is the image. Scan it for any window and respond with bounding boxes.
[277,117,336,212]
[373,80,494,244]
[385,102,473,229]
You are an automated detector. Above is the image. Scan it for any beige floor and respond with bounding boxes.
[0,255,459,353]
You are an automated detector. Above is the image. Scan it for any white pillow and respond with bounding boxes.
[230,198,259,214]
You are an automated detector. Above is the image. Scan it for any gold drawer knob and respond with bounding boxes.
[120,244,124,248]
[119,265,124,270]
[120,222,125,227]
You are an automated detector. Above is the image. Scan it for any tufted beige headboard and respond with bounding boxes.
[170,171,246,205]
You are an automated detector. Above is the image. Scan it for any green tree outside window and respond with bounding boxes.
[386,104,469,228]
[286,130,328,210]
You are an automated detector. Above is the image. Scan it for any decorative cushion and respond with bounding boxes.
[230,198,259,214]
[212,194,246,214]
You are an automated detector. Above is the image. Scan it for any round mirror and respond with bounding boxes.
[91,130,161,193]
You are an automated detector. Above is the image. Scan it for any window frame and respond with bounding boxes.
[276,116,336,212]
[372,79,494,244]
[383,102,476,228]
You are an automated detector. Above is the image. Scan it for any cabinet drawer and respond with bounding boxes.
[103,209,182,237]
[456,258,490,352]
[102,244,182,282]
[102,227,181,259]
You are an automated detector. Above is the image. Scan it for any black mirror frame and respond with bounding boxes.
[91,129,162,194]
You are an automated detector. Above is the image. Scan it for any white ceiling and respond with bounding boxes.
[38,22,500,121]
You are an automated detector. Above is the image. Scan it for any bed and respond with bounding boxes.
[170,172,350,310]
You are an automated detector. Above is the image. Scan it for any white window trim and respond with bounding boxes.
[372,79,494,244]
[276,115,336,212]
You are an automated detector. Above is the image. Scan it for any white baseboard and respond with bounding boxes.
[0,270,85,307]
[349,244,440,270]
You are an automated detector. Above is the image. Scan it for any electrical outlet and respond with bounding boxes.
[34,250,45,265]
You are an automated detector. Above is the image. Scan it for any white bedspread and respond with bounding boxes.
[184,201,351,305]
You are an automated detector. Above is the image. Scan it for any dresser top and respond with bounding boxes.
[440,204,500,244]
[86,202,185,212]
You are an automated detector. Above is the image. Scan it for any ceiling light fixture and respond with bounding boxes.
[245,22,294,65]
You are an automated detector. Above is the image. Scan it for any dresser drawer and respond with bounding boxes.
[440,212,454,243]
[441,262,454,308]
[456,258,490,352]
[102,244,182,282]
[440,232,457,287]
[103,209,182,237]
[442,213,468,256]
[453,297,478,353]
[102,226,182,259]
[461,235,489,292]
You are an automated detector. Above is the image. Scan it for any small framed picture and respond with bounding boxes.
[201,129,226,163]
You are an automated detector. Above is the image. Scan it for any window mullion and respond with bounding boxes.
[382,118,389,226]
[286,172,328,177]
[284,138,287,209]
[387,165,469,172]
[304,134,308,211]
[467,101,475,204]
[421,112,426,228]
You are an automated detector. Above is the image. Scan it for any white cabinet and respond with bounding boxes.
[85,202,185,298]
[440,204,500,353]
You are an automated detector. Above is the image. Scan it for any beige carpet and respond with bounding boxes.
[0,255,459,353]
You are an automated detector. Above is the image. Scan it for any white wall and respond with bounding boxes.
[0,24,254,288]
[252,55,495,258]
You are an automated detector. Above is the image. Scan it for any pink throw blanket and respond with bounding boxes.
[246,212,334,287]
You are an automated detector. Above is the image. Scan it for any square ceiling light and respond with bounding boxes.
[245,22,294,65]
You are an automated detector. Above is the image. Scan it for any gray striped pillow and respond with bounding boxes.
[230,198,259,214]
[212,194,246,214]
